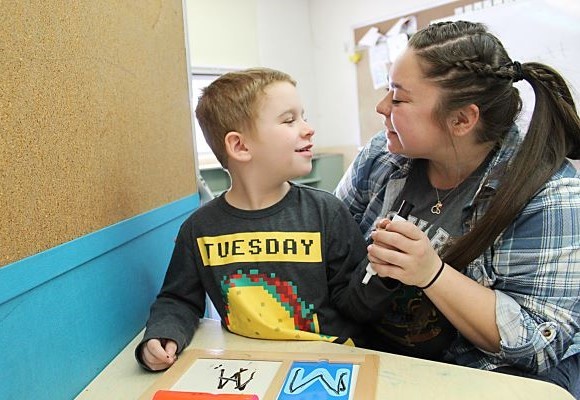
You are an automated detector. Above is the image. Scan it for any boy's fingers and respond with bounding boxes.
[164,340,178,359]
[142,342,175,371]
[146,339,169,360]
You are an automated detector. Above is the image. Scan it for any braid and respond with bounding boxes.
[524,62,580,159]
[456,60,514,80]
[526,63,576,107]
[407,21,580,270]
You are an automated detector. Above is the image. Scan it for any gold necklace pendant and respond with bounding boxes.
[431,201,443,215]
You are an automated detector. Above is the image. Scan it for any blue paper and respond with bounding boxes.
[277,361,353,399]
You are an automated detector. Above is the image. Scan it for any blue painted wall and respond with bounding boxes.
[0,194,199,400]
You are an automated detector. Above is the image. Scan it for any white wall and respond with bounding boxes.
[185,0,260,68]
[256,0,317,134]
[307,0,454,150]
[184,0,454,155]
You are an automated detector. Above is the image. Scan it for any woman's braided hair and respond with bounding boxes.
[408,21,580,269]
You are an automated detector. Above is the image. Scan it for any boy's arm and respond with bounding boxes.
[326,203,399,322]
[135,220,206,370]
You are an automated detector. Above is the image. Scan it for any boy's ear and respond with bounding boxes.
[224,131,252,162]
[449,104,479,137]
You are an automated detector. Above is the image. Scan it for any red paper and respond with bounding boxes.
[152,390,259,400]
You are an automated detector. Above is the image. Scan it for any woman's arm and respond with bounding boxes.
[367,220,500,352]
[368,177,580,372]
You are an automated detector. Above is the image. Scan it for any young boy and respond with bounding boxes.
[135,68,369,371]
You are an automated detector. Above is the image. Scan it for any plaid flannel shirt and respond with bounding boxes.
[335,127,580,374]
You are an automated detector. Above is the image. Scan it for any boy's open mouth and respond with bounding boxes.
[296,145,312,152]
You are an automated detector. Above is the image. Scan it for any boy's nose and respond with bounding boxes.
[303,122,315,137]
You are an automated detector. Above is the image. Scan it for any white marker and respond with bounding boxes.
[362,200,414,284]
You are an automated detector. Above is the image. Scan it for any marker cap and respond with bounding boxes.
[397,200,414,219]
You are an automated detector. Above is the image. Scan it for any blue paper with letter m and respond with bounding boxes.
[277,361,354,399]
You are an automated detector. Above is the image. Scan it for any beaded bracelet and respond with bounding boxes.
[418,260,445,290]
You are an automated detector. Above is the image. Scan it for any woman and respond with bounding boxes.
[335,21,580,396]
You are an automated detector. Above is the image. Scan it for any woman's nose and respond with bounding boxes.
[376,94,391,116]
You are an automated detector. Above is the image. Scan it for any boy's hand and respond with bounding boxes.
[141,338,178,371]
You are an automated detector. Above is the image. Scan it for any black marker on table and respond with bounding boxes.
[362,200,415,284]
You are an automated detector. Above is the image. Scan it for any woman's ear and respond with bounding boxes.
[449,104,480,137]
[224,131,252,162]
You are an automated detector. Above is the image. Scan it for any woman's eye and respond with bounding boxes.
[392,99,403,104]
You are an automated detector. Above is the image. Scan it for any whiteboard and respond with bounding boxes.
[433,0,580,131]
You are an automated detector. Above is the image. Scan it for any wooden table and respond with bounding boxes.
[75,318,574,400]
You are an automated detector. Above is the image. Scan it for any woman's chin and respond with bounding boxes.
[386,138,403,154]
[386,131,401,146]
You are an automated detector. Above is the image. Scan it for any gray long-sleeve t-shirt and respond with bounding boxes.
[135,183,393,369]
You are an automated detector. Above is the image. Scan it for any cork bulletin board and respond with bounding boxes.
[353,0,475,145]
[0,1,196,267]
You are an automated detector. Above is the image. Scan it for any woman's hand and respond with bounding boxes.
[369,218,501,352]
[368,218,442,287]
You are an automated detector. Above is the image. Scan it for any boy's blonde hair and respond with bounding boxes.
[195,68,296,168]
